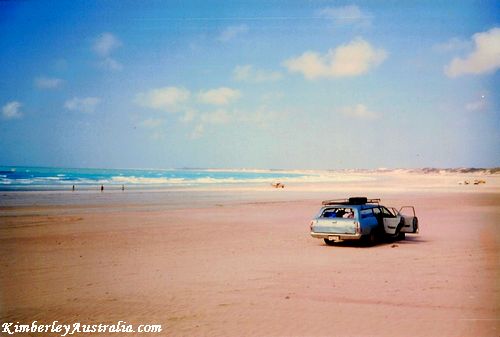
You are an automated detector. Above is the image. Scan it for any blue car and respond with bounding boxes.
[310,197,419,245]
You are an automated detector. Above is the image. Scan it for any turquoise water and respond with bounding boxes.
[0,166,310,190]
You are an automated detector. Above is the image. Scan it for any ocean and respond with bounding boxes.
[0,166,323,191]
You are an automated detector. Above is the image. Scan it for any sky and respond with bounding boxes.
[0,0,499,170]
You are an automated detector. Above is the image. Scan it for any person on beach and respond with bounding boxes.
[121,185,124,191]
[72,185,75,191]
[100,185,104,192]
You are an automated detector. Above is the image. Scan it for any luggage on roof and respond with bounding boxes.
[321,197,381,206]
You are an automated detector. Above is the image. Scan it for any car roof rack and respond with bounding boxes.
[322,197,381,206]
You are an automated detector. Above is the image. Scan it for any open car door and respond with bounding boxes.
[379,207,400,235]
[399,206,419,233]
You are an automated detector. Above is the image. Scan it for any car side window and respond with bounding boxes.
[381,207,395,218]
[360,208,374,218]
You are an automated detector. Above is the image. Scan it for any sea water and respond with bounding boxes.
[0,166,311,190]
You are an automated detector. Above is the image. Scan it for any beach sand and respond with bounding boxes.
[1,172,499,336]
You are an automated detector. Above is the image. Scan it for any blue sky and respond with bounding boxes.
[0,0,499,169]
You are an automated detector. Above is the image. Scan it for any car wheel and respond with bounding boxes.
[363,231,377,246]
[397,232,406,240]
[324,238,336,246]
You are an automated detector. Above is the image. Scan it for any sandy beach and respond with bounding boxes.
[1,172,499,337]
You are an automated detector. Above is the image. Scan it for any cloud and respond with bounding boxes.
[180,109,196,123]
[445,27,500,77]
[237,105,284,128]
[34,76,64,89]
[284,38,387,79]
[133,85,281,139]
[93,32,122,57]
[201,109,232,124]
[218,24,248,42]
[233,65,283,82]
[317,5,372,27]
[140,118,164,128]
[465,94,488,112]
[198,87,241,105]
[340,104,378,119]
[100,57,123,71]
[64,97,101,113]
[2,101,23,119]
[137,118,166,141]
[465,100,486,112]
[189,106,281,139]
[190,124,204,139]
[93,32,123,71]
[433,37,471,53]
[135,86,190,112]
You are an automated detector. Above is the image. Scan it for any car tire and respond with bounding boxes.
[363,231,377,246]
[324,238,336,246]
[397,232,406,240]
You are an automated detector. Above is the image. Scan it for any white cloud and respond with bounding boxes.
[133,85,283,139]
[201,109,232,124]
[93,32,122,57]
[100,57,123,71]
[237,105,284,128]
[198,87,241,105]
[340,104,378,119]
[34,76,64,89]
[261,91,284,103]
[190,124,204,139]
[64,97,101,113]
[465,100,486,112]
[140,118,164,128]
[151,131,166,141]
[433,37,471,53]
[317,5,372,27]
[445,27,500,77]
[218,24,248,42]
[465,94,488,112]
[284,38,387,79]
[2,101,23,119]
[180,109,196,123]
[137,118,166,141]
[189,107,278,139]
[233,65,283,82]
[135,86,190,112]
[93,33,123,71]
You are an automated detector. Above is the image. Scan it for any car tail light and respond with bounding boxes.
[354,221,361,234]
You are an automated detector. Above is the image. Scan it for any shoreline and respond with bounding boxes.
[1,168,498,192]
[1,171,498,190]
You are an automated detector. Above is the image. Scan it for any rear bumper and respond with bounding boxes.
[310,232,362,241]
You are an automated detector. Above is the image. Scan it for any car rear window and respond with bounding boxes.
[321,207,356,219]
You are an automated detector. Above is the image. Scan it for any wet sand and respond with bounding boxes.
[1,173,499,336]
